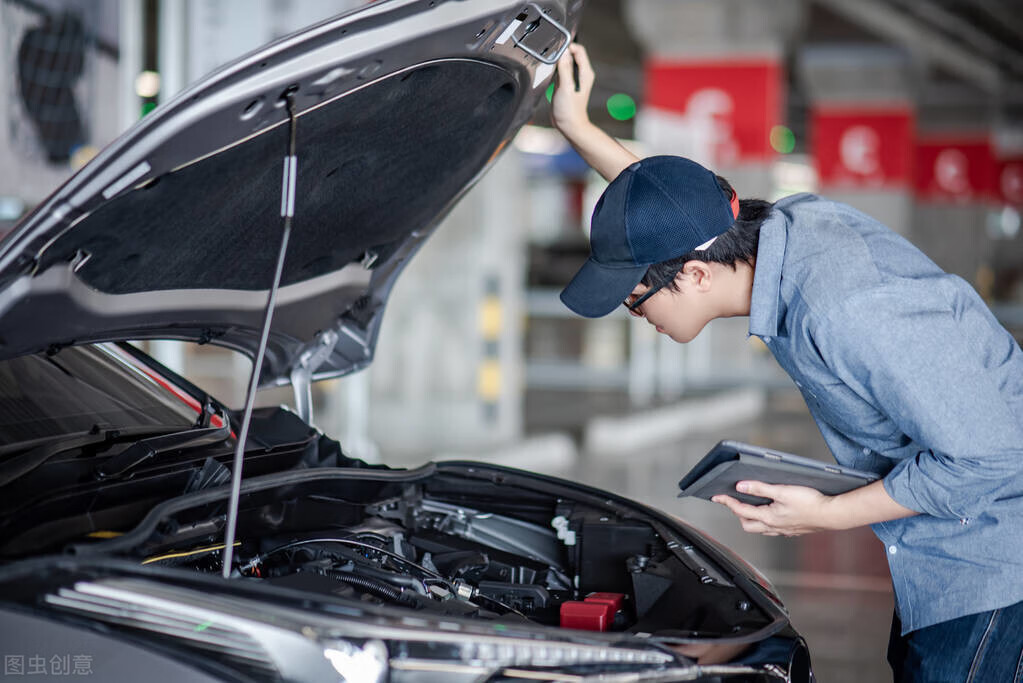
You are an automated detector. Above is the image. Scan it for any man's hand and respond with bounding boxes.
[548,43,638,181]
[713,479,919,536]
[712,481,835,537]
[551,43,595,136]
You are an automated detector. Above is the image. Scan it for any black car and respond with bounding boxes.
[0,1,813,681]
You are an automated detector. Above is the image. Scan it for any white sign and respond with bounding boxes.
[839,125,881,176]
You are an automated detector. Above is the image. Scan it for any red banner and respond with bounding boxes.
[914,136,995,202]
[811,105,914,189]
[998,158,1023,206]
[644,59,782,163]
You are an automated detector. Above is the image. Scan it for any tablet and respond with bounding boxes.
[677,440,879,506]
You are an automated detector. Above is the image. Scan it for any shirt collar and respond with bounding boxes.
[749,209,787,339]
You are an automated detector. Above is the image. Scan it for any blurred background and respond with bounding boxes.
[2,0,1022,679]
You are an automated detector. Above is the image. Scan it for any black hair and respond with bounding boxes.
[640,175,773,292]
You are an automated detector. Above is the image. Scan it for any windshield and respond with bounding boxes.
[0,344,199,453]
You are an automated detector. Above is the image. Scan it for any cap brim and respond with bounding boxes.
[559,257,648,318]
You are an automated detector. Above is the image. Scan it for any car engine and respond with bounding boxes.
[130,470,762,640]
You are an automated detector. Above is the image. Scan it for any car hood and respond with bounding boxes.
[0,0,577,387]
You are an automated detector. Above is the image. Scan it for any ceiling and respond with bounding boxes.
[533,0,1023,143]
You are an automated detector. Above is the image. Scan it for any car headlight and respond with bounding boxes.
[323,640,388,683]
[322,629,675,676]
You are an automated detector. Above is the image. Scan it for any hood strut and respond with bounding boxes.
[221,94,300,579]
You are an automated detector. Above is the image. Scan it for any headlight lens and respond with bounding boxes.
[457,638,674,667]
[322,629,675,680]
[323,639,388,683]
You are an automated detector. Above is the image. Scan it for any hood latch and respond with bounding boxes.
[511,3,571,65]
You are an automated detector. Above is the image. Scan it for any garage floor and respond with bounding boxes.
[528,388,895,683]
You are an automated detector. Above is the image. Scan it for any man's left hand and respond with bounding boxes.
[712,481,834,536]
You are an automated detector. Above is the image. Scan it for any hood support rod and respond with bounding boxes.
[221,95,299,579]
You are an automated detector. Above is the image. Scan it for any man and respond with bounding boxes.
[551,44,1023,681]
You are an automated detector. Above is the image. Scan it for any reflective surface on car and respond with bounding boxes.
[0,345,198,453]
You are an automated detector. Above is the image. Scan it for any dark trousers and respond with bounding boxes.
[888,601,1023,682]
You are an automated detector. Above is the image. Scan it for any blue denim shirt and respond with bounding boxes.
[750,193,1023,634]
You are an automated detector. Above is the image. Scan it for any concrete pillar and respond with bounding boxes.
[625,0,804,198]
[181,0,363,86]
[991,127,1023,292]
[366,151,526,458]
[118,0,145,132]
[157,0,189,100]
[911,81,998,285]
[799,46,917,234]
[622,0,805,398]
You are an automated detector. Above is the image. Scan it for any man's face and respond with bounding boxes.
[625,271,715,343]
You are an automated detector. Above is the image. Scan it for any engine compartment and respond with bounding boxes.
[238,508,576,626]
[0,396,782,643]
[128,468,776,640]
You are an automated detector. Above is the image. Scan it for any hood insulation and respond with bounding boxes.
[39,61,516,295]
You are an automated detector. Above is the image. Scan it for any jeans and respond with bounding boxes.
[887,601,1023,682]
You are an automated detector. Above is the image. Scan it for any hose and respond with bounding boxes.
[322,569,403,602]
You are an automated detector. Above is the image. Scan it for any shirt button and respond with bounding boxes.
[763,336,772,343]
[888,545,898,555]
[862,447,871,455]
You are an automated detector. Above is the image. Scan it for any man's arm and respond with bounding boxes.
[712,479,918,537]
[551,44,638,182]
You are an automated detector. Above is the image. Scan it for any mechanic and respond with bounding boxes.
[550,43,1023,681]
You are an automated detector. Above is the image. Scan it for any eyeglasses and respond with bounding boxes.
[623,283,664,312]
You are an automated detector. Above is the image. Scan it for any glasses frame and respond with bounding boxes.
[624,282,665,312]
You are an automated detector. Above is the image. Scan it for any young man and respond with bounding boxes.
[551,44,1023,681]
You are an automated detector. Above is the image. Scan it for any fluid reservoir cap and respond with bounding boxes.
[551,515,577,545]
[584,592,625,613]
[560,600,613,631]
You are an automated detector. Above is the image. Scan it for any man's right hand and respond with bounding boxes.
[549,43,639,182]
[551,43,596,136]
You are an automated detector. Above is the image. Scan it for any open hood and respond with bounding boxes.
[0,0,578,387]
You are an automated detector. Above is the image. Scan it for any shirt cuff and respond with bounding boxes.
[882,452,966,520]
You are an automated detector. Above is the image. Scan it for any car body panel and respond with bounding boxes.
[0,0,576,388]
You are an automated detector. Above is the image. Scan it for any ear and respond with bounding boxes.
[678,260,713,292]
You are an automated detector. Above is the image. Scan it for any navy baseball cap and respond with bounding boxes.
[560,155,738,318]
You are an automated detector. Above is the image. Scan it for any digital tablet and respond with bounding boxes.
[677,440,879,506]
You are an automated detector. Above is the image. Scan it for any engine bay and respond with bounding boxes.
[240,509,577,626]
[130,468,774,640]
[0,394,781,643]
